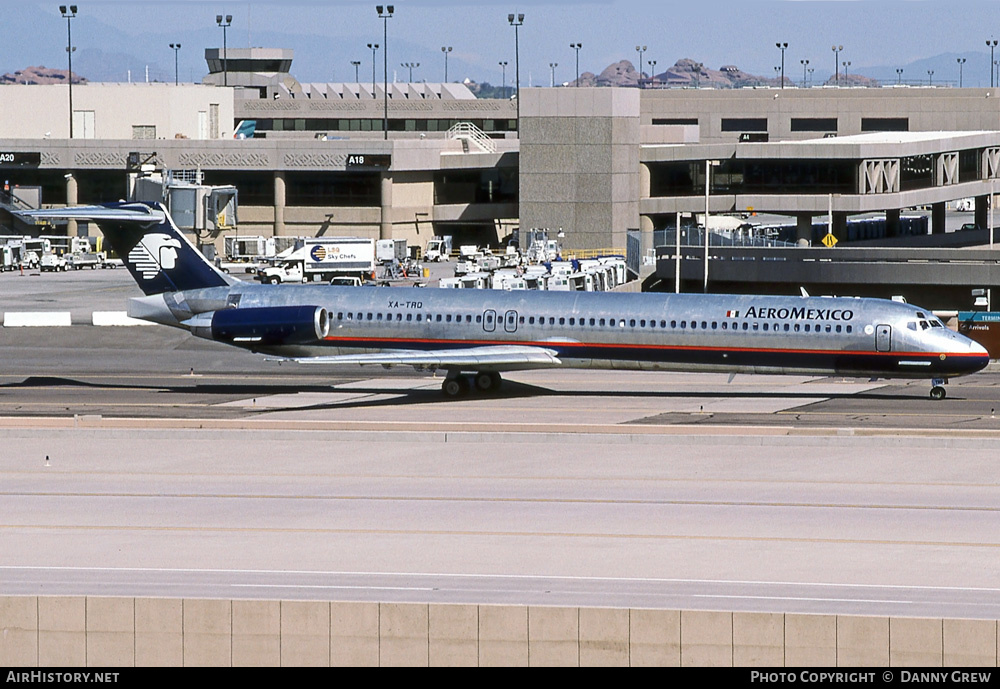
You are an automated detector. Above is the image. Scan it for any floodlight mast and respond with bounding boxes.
[216,14,233,87]
[508,13,524,131]
[376,6,394,140]
[60,6,78,138]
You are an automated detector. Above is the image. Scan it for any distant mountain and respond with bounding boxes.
[568,58,789,89]
[0,65,87,85]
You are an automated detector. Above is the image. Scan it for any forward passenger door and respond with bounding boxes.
[875,324,892,352]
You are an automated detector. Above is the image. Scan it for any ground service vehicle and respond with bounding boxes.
[255,238,376,284]
[425,236,452,262]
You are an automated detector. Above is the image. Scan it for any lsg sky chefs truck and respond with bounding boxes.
[255,237,376,284]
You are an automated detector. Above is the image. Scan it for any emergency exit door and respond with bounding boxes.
[504,310,518,333]
[483,309,497,332]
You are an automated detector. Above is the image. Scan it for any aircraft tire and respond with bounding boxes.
[442,377,468,398]
[930,386,947,401]
[474,371,502,393]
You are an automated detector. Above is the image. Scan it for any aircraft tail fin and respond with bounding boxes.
[20,202,235,296]
[233,120,257,139]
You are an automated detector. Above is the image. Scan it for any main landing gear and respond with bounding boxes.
[929,378,947,401]
[441,371,503,397]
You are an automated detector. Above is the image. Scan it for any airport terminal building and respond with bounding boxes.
[3,48,1000,270]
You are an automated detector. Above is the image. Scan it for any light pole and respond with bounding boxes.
[635,45,646,87]
[499,61,507,96]
[549,62,557,87]
[367,43,379,98]
[927,69,934,86]
[350,60,361,82]
[376,5,393,140]
[808,67,814,85]
[957,57,966,87]
[896,68,904,85]
[776,42,787,88]
[989,40,998,87]
[570,43,582,86]
[832,44,843,84]
[60,5,77,138]
[401,62,419,82]
[800,58,809,87]
[647,60,656,87]
[508,13,524,130]
[441,46,452,82]
[169,43,181,85]
[842,60,851,81]
[216,14,232,87]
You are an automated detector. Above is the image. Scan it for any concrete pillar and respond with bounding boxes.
[830,212,848,242]
[795,213,813,244]
[932,201,946,234]
[639,214,654,259]
[885,208,900,238]
[273,171,286,236]
[380,172,393,241]
[975,195,989,231]
[65,173,78,237]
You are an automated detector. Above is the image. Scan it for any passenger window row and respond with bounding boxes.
[338,312,482,324]
[335,311,853,335]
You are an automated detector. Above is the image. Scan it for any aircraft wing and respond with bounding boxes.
[271,345,562,370]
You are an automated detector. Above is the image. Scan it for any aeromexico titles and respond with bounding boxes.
[24,202,989,400]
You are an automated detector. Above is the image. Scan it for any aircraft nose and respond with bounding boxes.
[969,339,989,356]
[956,335,991,373]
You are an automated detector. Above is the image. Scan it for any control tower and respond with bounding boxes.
[203,47,297,99]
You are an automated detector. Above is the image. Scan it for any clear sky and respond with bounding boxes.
[4,1,1000,86]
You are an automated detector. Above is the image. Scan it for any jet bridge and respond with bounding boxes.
[130,169,238,259]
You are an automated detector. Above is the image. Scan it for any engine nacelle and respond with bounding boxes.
[211,305,330,346]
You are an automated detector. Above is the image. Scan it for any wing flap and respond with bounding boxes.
[270,345,562,370]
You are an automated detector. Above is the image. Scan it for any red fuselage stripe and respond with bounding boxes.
[320,335,979,359]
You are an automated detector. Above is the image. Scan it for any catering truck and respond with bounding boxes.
[255,237,376,284]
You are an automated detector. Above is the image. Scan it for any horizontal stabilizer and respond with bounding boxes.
[20,204,166,224]
[270,345,562,370]
[20,202,234,295]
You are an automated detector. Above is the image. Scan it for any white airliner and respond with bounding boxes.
[24,202,990,399]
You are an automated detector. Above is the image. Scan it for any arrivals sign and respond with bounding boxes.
[0,152,41,167]
[346,154,391,169]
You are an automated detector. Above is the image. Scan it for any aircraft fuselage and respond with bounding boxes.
[133,283,990,380]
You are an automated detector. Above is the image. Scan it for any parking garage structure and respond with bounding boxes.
[640,131,1000,244]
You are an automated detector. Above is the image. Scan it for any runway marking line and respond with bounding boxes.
[3,490,999,512]
[3,565,1000,595]
[2,524,999,548]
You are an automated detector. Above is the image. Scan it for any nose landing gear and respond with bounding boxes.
[929,378,948,400]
